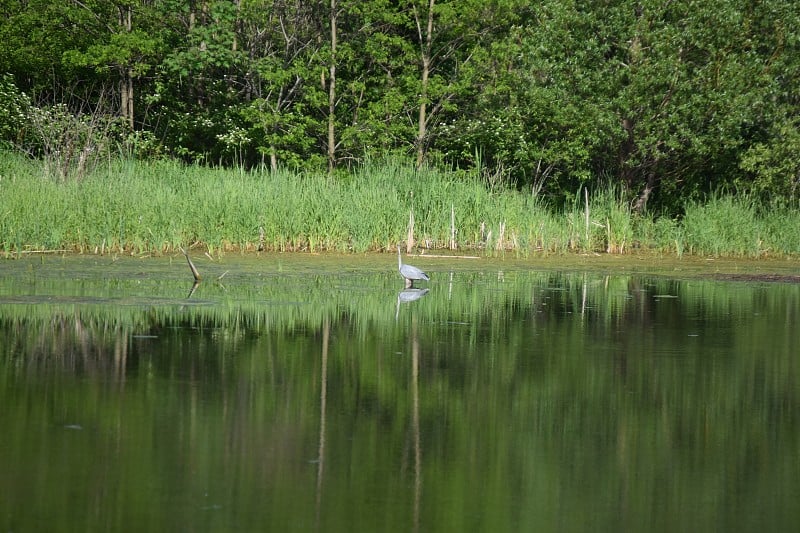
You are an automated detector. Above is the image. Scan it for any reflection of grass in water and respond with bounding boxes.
[1,267,796,364]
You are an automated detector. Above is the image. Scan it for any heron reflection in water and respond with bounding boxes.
[398,288,429,303]
[397,243,429,288]
[395,288,430,320]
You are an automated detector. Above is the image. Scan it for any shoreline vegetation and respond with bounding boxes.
[2,151,800,259]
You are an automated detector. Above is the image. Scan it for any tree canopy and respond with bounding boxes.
[1,0,799,210]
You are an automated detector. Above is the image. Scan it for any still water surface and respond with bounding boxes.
[0,254,798,532]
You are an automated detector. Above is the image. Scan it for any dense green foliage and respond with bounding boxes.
[1,0,799,210]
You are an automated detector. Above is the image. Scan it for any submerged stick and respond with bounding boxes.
[180,247,202,282]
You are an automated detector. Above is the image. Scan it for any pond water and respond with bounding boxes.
[1,254,798,532]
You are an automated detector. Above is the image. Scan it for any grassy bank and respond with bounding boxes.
[1,151,799,257]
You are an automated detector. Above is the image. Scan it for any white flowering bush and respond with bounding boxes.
[0,74,31,149]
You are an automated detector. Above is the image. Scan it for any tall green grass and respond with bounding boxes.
[2,150,799,257]
[681,194,800,257]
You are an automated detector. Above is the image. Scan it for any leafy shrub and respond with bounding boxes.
[0,74,31,149]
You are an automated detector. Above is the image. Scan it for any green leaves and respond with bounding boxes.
[2,0,800,210]
[0,74,31,147]
[64,29,160,75]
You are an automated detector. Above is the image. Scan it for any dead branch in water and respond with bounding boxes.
[179,247,202,282]
[186,280,200,299]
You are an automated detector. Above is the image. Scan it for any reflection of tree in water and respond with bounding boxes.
[315,318,329,529]
[410,317,422,533]
[1,270,799,531]
[0,312,251,386]
[3,314,131,381]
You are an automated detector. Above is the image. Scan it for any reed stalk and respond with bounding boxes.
[450,204,456,250]
[407,210,415,252]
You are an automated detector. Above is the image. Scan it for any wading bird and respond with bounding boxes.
[397,244,429,288]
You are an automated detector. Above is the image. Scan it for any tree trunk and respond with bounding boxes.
[633,169,657,213]
[119,5,134,129]
[619,117,636,188]
[122,68,134,129]
[415,0,435,168]
[269,144,278,172]
[327,0,337,174]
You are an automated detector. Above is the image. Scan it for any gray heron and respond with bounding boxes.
[397,244,429,288]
